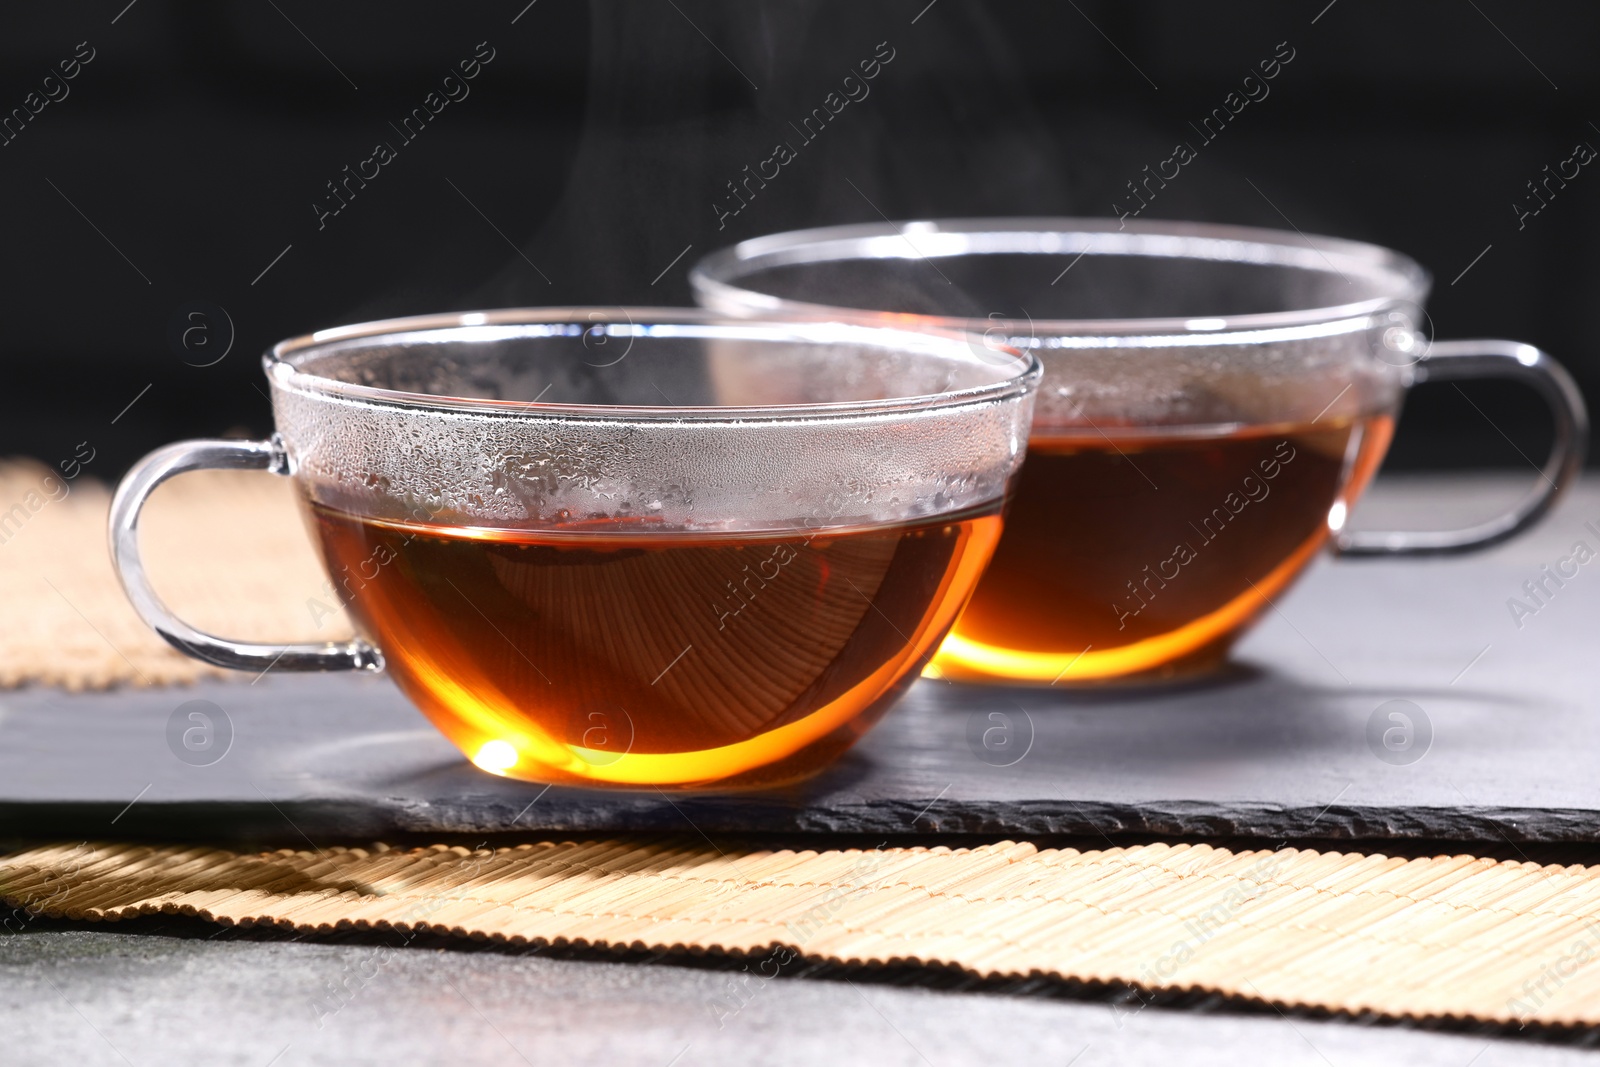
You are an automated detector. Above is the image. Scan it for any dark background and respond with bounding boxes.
[1,0,1594,476]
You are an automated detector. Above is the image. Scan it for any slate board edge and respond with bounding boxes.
[7,799,1596,846]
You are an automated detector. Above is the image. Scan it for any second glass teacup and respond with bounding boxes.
[109,310,1039,788]
[693,219,1588,684]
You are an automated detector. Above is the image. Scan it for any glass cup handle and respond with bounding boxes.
[1336,339,1589,557]
[108,436,385,673]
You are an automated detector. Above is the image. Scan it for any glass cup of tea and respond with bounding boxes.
[109,310,1040,788]
[692,219,1588,684]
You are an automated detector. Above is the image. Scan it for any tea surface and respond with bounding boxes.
[933,415,1392,682]
[308,503,1001,787]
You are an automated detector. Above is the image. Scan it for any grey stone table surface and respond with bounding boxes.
[4,474,1600,844]
[1,922,1592,1067]
[6,927,1593,1067]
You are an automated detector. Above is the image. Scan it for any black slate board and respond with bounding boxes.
[5,477,1599,844]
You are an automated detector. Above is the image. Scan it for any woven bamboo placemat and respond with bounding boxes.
[0,462,348,688]
[4,838,1600,1028]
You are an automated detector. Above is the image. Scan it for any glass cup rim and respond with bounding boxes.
[263,307,1041,421]
[690,217,1435,337]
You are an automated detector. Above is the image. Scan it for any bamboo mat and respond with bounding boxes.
[5,838,1600,1028]
[0,462,349,688]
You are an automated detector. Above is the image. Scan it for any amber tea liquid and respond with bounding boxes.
[308,503,1001,787]
[931,415,1392,683]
